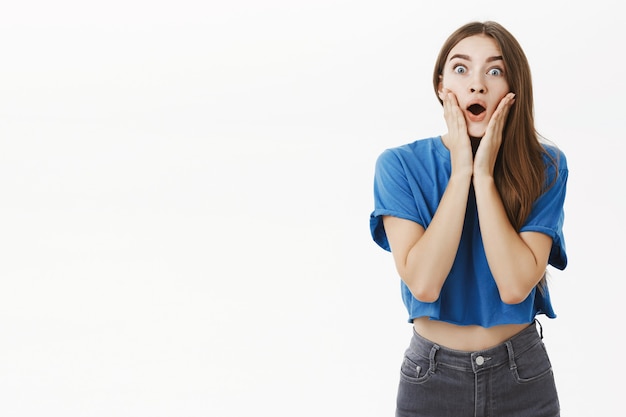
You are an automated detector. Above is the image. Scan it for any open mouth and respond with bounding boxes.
[467,103,486,116]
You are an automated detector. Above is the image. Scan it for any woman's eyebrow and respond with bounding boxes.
[449,53,471,61]
[449,54,503,62]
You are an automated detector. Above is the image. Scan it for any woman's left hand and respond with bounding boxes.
[473,92,516,178]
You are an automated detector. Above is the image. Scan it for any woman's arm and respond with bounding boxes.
[473,92,551,303]
[383,171,472,303]
[472,176,552,304]
[383,90,474,303]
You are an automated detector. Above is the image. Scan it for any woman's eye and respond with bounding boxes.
[488,68,503,76]
[453,65,466,74]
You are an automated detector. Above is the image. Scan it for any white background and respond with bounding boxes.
[0,1,623,416]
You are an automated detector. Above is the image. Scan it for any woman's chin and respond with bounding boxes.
[467,128,486,138]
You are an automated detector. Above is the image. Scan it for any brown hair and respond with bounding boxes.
[433,21,557,231]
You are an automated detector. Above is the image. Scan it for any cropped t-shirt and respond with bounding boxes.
[370,136,568,327]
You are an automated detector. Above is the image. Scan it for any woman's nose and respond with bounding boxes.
[469,76,486,93]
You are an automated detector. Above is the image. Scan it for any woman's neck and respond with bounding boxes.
[470,137,481,156]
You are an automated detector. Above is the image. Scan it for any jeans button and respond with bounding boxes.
[475,355,484,366]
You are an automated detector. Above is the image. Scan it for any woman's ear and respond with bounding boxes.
[437,76,444,100]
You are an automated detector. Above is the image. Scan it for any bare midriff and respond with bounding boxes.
[412,317,532,351]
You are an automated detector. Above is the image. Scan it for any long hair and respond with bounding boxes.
[432,21,559,287]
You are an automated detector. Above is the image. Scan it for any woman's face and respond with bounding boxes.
[438,34,511,138]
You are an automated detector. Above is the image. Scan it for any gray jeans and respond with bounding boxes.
[396,320,559,417]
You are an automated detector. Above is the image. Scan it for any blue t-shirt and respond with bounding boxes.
[370,136,568,327]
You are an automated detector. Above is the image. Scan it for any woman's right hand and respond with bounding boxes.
[441,89,473,177]
[384,89,474,301]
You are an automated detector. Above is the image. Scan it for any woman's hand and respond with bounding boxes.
[473,92,516,179]
[441,89,473,177]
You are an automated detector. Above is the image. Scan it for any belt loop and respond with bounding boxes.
[505,340,516,371]
[429,344,440,373]
[535,318,543,339]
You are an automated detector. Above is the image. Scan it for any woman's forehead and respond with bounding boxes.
[447,35,503,61]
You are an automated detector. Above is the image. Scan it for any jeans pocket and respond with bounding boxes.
[399,352,433,384]
[510,340,553,383]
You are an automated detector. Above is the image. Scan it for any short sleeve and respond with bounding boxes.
[520,149,568,270]
[369,149,423,251]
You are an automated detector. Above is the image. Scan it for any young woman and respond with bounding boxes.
[370,21,568,417]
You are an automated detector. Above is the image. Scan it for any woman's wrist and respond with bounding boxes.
[472,172,496,189]
[449,167,473,183]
